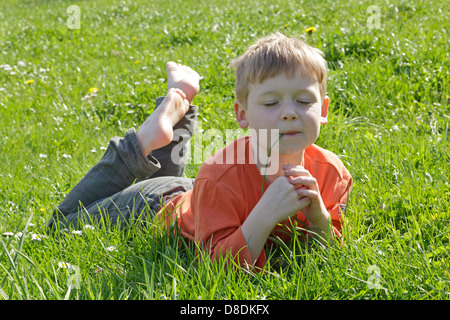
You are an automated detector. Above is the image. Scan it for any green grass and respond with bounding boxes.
[0,0,449,300]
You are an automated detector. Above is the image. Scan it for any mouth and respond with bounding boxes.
[281,131,302,137]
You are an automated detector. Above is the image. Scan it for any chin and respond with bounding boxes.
[279,140,315,154]
[278,146,305,156]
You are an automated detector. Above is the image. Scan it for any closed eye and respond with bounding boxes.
[263,101,278,107]
[296,100,313,106]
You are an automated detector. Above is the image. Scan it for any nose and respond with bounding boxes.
[280,102,298,121]
[281,113,298,121]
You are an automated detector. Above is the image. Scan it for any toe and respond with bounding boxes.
[166,61,177,70]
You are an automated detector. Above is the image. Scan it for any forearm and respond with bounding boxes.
[241,203,277,264]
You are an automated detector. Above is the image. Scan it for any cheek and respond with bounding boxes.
[303,111,322,134]
[249,110,276,129]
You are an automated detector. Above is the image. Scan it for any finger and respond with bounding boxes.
[290,177,319,193]
[289,176,317,187]
[296,188,320,201]
[297,196,312,209]
[283,166,310,177]
[282,164,304,170]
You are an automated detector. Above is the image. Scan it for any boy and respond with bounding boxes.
[48,33,352,269]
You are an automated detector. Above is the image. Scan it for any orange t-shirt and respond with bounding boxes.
[157,136,352,269]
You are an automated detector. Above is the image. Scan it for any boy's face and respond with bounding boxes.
[234,71,328,155]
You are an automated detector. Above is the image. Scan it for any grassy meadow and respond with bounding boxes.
[0,0,449,300]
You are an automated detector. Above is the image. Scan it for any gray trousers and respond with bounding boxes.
[48,97,197,230]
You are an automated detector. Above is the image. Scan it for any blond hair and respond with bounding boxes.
[229,32,328,106]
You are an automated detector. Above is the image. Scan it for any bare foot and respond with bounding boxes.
[137,88,189,156]
[166,61,200,104]
[136,62,200,156]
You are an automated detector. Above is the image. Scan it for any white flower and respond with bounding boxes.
[71,230,82,235]
[84,224,95,230]
[31,233,42,241]
[2,232,14,237]
[39,154,48,158]
[58,261,71,269]
[0,64,12,71]
[18,61,26,67]
[105,246,117,252]
[14,232,23,239]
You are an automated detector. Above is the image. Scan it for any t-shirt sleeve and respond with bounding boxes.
[191,178,266,268]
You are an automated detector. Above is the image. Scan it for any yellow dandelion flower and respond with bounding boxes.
[284,24,289,28]
[40,207,47,213]
[305,27,316,33]
[132,36,137,41]
[89,87,98,93]
[134,60,140,64]
[25,79,34,85]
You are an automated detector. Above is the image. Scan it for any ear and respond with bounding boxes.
[320,96,329,125]
[234,100,249,129]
